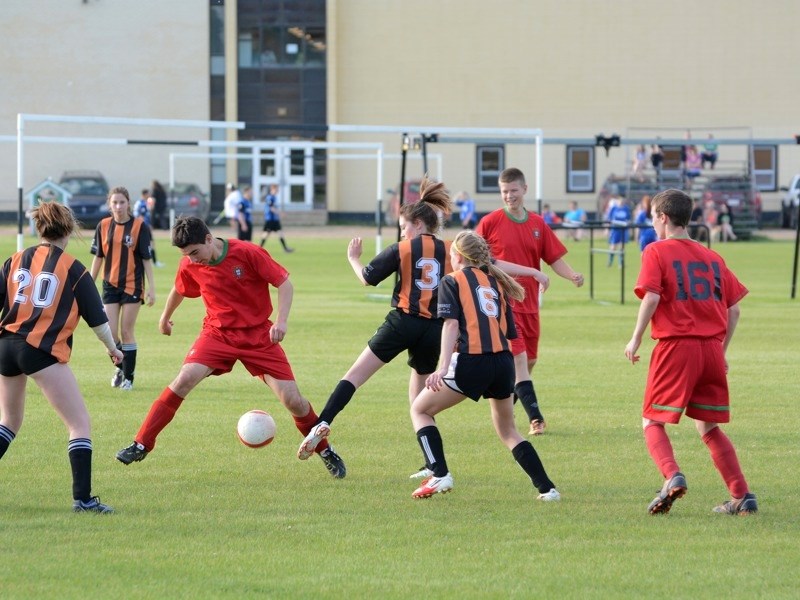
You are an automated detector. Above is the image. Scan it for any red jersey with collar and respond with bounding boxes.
[0,244,108,362]
[91,216,152,297]
[362,234,452,319]
[634,238,748,340]
[476,208,567,314]
[174,239,289,332]
[437,266,517,355]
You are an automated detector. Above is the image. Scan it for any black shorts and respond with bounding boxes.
[443,351,515,401]
[368,310,442,375]
[237,226,253,241]
[263,220,282,232]
[102,282,143,305]
[0,331,59,376]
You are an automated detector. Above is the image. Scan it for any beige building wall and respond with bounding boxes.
[328,0,800,215]
[0,0,210,207]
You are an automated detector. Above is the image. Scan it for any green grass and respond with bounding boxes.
[1,227,798,599]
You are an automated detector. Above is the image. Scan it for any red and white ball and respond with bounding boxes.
[236,410,276,448]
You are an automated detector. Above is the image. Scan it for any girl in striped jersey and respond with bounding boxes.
[90,186,156,391]
[298,178,550,465]
[409,230,560,502]
[0,201,123,513]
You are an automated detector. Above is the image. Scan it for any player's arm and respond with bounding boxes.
[270,277,293,343]
[549,257,584,287]
[723,302,741,356]
[494,259,550,291]
[89,255,103,282]
[624,291,660,364]
[91,322,123,364]
[347,237,369,285]
[159,286,186,336]
[426,318,459,392]
[143,258,156,307]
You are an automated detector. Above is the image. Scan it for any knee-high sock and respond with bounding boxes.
[121,343,137,381]
[0,424,16,459]
[135,388,185,450]
[512,440,554,493]
[514,380,544,422]
[644,422,680,478]
[702,427,749,498]
[68,438,92,501]
[293,406,330,453]
[416,425,448,477]
[318,380,357,426]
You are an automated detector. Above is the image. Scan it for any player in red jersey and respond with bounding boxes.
[116,216,346,478]
[296,178,549,468]
[0,201,123,513]
[409,230,559,501]
[625,189,757,516]
[90,186,156,391]
[477,168,584,436]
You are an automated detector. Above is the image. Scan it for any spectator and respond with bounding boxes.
[563,201,587,241]
[684,145,702,190]
[632,145,648,180]
[150,180,168,230]
[454,190,477,229]
[689,198,707,242]
[541,203,561,227]
[716,203,737,242]
[650,141,664,180]
[236,186,253,242]
[701,134,719,170]
[223,183,242,233]
[135,188,163,267]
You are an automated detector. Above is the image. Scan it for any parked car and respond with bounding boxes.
[58,170,110,228]
[780,174,800,229]
[700,174,762,239]
[170,183,210,222]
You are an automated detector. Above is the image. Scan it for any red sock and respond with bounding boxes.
[293,406,330,453]
[702,427,748,498]
[135,388,184,450]
[644,423,680,478]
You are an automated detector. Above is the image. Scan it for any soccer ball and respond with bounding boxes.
[236,410,276,448]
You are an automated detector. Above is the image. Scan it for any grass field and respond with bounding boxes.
[1,225,798,599]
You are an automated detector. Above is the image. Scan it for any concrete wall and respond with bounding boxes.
[0,0,211,209]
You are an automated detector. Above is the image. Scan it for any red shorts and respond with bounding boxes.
[509,310,540,359]
[185,326,294,381]
[643,337,729,424]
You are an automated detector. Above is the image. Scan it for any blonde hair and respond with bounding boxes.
[452,230,525,302]
[30,200,79,241]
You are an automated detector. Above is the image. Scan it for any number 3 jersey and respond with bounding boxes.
[362,234,452,320]
[634,238,748,341]
[0,244,108,362]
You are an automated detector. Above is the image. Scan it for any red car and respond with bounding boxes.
[385,179,422,225]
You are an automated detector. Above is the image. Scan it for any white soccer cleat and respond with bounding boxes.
[409,467,434,480]
[412,473,454,499]
[537,488,561,502]
[297,422,330,460]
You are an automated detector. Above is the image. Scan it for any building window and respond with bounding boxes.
[566,145,594,192]
[753,145,777,191]
[476,145,504,193]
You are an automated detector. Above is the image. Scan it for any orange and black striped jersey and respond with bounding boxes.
[90,217,152,297]
[0,244,108,363]
[437,266,517,355]
[362,234,452,319]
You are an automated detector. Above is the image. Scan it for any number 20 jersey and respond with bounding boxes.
[634,238,748,341]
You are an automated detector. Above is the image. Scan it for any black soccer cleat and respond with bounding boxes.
[713,492,758,516]
[648,472,687,515]
[319,446,346,479]
[73,496,114,514]
[116,441,149,465]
